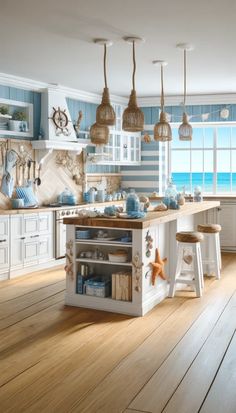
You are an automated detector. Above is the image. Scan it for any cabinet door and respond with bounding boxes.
[23,239,38,265]
[11,238,24,269]
[0,242,9,271]
[38,235,53,262]
[218,204,236,248]
[11,215,23,238]
[121,135,129,162]
[24,214,38,236]
[38,212,52,234]
[0,216,9,240]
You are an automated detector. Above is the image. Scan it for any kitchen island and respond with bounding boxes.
[64,201,220,316]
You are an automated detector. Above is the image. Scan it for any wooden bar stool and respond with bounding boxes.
[169,231,204,298]
[197,224,222,279]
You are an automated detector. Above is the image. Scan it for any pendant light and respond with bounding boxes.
[177,43,194,141]
[122,37,144,132]
[90,122,109,145]
[153,60,172,142]
[94,39,116,126]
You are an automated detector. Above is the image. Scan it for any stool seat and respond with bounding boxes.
[197,224,221,234]
[176,231,204,243]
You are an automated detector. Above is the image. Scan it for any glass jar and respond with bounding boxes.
[126,189,140,214]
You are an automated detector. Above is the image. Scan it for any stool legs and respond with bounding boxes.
[169,243,183,298]
[169,242,203,298]
[201,233,221,280]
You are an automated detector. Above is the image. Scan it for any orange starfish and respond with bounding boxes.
[151,248,167,285]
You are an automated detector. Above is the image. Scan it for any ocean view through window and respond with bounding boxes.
[170,124,236,194]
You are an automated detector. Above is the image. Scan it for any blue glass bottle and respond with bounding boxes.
[126,189,140,214]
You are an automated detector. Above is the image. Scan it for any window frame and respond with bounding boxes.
[169,121,236,195]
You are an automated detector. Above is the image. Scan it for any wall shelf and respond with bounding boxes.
[0,98,33,138]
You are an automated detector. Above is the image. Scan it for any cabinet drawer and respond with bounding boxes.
[38,235,52,261]
[11,215,23,238]
[24,214,38,235]
[38,213,52,234]
[24,240,38,265]
[0,216,9,239]
[0,243,9,271]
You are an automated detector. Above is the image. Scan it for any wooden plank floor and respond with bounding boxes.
[0,255,235,413]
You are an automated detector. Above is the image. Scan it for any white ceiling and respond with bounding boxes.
[0,0,236,98]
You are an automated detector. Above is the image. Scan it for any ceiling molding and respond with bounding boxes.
[1,72,236,107]
[139,94,236,107]
[0,72,127,105]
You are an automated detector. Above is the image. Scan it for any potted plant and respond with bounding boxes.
[0,105,10,116]
[8,110,28,132]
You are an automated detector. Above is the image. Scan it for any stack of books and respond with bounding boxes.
[112,271,132,301]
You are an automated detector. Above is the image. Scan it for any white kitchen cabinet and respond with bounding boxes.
[38,213,52,233]
[38,235,52,262]
[217,204,236,250]
[24,238,39,266]
[9,211,53,274]
[10,215,24,269]
[93,133,141,165]
[23,214,38,235]
[206,202,236,251]
[0,216,9,278]
[0,243,9,269]
[88,104,141,165]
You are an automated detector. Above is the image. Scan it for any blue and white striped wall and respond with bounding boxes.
[121,137,167,196]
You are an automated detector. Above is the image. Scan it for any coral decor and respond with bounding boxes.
[150,248,167,285]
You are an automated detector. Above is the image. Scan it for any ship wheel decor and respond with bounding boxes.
[51,106,71,136]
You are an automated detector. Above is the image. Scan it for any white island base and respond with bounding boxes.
[64,201,220,316]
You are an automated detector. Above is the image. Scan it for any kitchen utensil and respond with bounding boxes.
[15,163,19,186]
[35,166,41,186]
[27,160,31,182]
[22,163,25,186]
[0,149,17,198]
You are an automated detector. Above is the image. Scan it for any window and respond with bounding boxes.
[170,124,236,194]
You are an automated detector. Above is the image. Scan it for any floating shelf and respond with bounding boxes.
[76,258,132,266]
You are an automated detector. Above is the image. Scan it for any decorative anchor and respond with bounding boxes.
[150,248,167,286]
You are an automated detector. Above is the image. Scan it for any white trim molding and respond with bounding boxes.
[139,94,236,107]
[0,72,127,105]
[1,72,236,107]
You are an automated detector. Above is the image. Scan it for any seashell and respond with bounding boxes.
[154,202,168,211]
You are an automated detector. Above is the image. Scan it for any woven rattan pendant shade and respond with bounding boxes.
[179,112,193,141]
[90,122,109,145]
[122,38,144,132]
[153,61,172,142]
[96,87,115,126]
[123,89,144,132]
[177,44,193,141]
[154,111,172,142]
[95,39,116,127]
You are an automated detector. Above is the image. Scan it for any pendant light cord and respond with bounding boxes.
[132,40,136,91]
[103,44,107,88]
[161,64,164,111]
[183,48,186,108]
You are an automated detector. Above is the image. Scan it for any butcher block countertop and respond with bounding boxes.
[63,201,220,230]
[0,200,124,215]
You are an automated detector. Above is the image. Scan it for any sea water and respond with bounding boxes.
[172,173,236,193]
